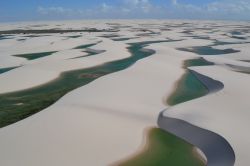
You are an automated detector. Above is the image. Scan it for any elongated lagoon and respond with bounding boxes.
[0,40,208,166]
[168,58,214,106]
[13,51,57,60]
[0,66,19,74]
[0,40,166,128]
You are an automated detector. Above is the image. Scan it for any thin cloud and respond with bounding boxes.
[37,0,166,19]
[36,0,250,20]
[172,0,178,5]
[169,0,250,20]
[37,6,73,15]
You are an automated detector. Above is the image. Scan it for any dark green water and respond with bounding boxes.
[11,42,101,61]
[0,40,165,128]
[178,46,240,55]
[118,128,205,166]
[13,51,57,60]
[0,66,19,74]
[167,58,213,106]
[177,37,245,55]
[70,49,105,59]
[112,37,135,41]
[74,43,99,49]
[99,34,120,38]
[184,57,214,67]
[167,71,209,106]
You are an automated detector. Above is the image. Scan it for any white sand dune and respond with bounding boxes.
[0,42,193,165]
[159,70,234,166]
[0,38,130,93]
[0,20,250,166]
[163,64,250,166]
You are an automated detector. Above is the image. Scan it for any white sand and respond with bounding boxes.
[0,20,250,166]
[163,65,250,166]
[0,38,130,93]
[0,40,193,165]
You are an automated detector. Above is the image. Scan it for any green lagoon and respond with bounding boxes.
[118,128,205,166]
[0,66,19,74]
[0,41,207,166]
[0,40,167,128]
[13,51,57,60]
[168,58,213,106]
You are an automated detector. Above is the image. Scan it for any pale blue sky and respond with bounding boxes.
[0,0,250,22]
